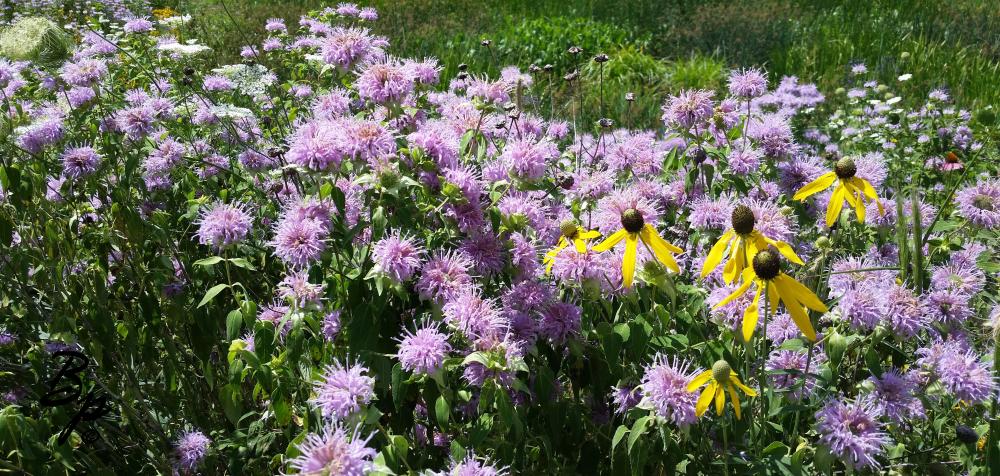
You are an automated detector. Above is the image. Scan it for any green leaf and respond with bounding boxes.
[611,425,629,451]
[226,310,243,340]
[228,257,257,270]
[194,256,224,267]
[762,441,789,457]
[628,416,652,454]
[198,283,229,308]
[435,395,450,430]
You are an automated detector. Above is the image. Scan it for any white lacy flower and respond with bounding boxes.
[159,15,193,27]
[158,40,211,56]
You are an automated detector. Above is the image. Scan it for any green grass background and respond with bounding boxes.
[166,0,1000,126]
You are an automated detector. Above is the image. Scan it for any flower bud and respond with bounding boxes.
[826,331,848,366]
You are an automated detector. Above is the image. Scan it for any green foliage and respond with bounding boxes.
[664,54,726,92]
[495,17,644,74]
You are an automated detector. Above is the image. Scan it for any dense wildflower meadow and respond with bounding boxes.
[2,1,1000,474]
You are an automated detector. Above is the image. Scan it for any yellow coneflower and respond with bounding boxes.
[543,220,601,273]
[687,360,757,419]
[700,204,804,284]
[713,249,827,342]
[592,208,682,288]
[793,157,884,227]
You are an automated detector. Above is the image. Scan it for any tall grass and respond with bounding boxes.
[167,0,1000,119]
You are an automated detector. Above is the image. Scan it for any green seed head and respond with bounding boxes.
[560,220,579,239]
[731,205,756,235]
[620,208,645,233]
[711,360,731,384]
[834,157,857,180]
[752,249,781,280]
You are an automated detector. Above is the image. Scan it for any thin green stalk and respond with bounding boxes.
[910,189,924,293]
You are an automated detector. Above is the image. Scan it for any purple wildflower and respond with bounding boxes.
[173,430,210,471]
[270,216,327,268]
[61,145,102,179]
[371,232,424,282]
[537,302,581,344]
[310,360,375,420]
[396,323,451,375]
[639,355,697,427]
[868,370,924,424]
[287,425,375,475]
[814,399,889,470]
[728,68,768,99]
[195,202,252,249]
[955,178,1000,228]
[416,251,475,304]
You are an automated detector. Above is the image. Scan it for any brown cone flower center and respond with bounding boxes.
[731,204,756,235]
[621,208,645,233]
[834,157,857,180]
[752,249,781,280]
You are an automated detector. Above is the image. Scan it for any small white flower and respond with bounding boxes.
[886,96,902,105]
[898,73,912,81]
[159,14,193,27]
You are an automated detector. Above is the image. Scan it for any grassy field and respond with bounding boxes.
[168,0,1000,126]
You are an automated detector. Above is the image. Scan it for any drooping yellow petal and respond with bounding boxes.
[687,370,713,392]
[854,177,884,215]
[640,225,680,273]
[842,181,865,223]
[742,286,762,342]
[722,241,741,284]
[825,184,846,227]
[579,229,602,239]
[730,375,757,397]
[622,233,638,288]
[573,237,587,254]
[727,383,742,420]
[793,171,837,201]
[758,233,804,265]
[701,229,735,279]
[714,384,726,416]
[644,224,684,253]
[712,275,755,309]
[543,238,569,274]
[696,382,716,416]
[767,280,780,315]
[592,229,626,252]
[775,274,828,312]
[774,278,818,341]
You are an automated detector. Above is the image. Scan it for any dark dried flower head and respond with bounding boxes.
[458,63,468,71]
[625,92,635,102]
[599,118,614,128]
[956,425,978,444]
[543,64,554,72]
[752,249,781,280]
[568,46,582,55]
[621,208,644,233]
[480,39,491,47]
[731,204,756,235]
[594,53,609,63]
